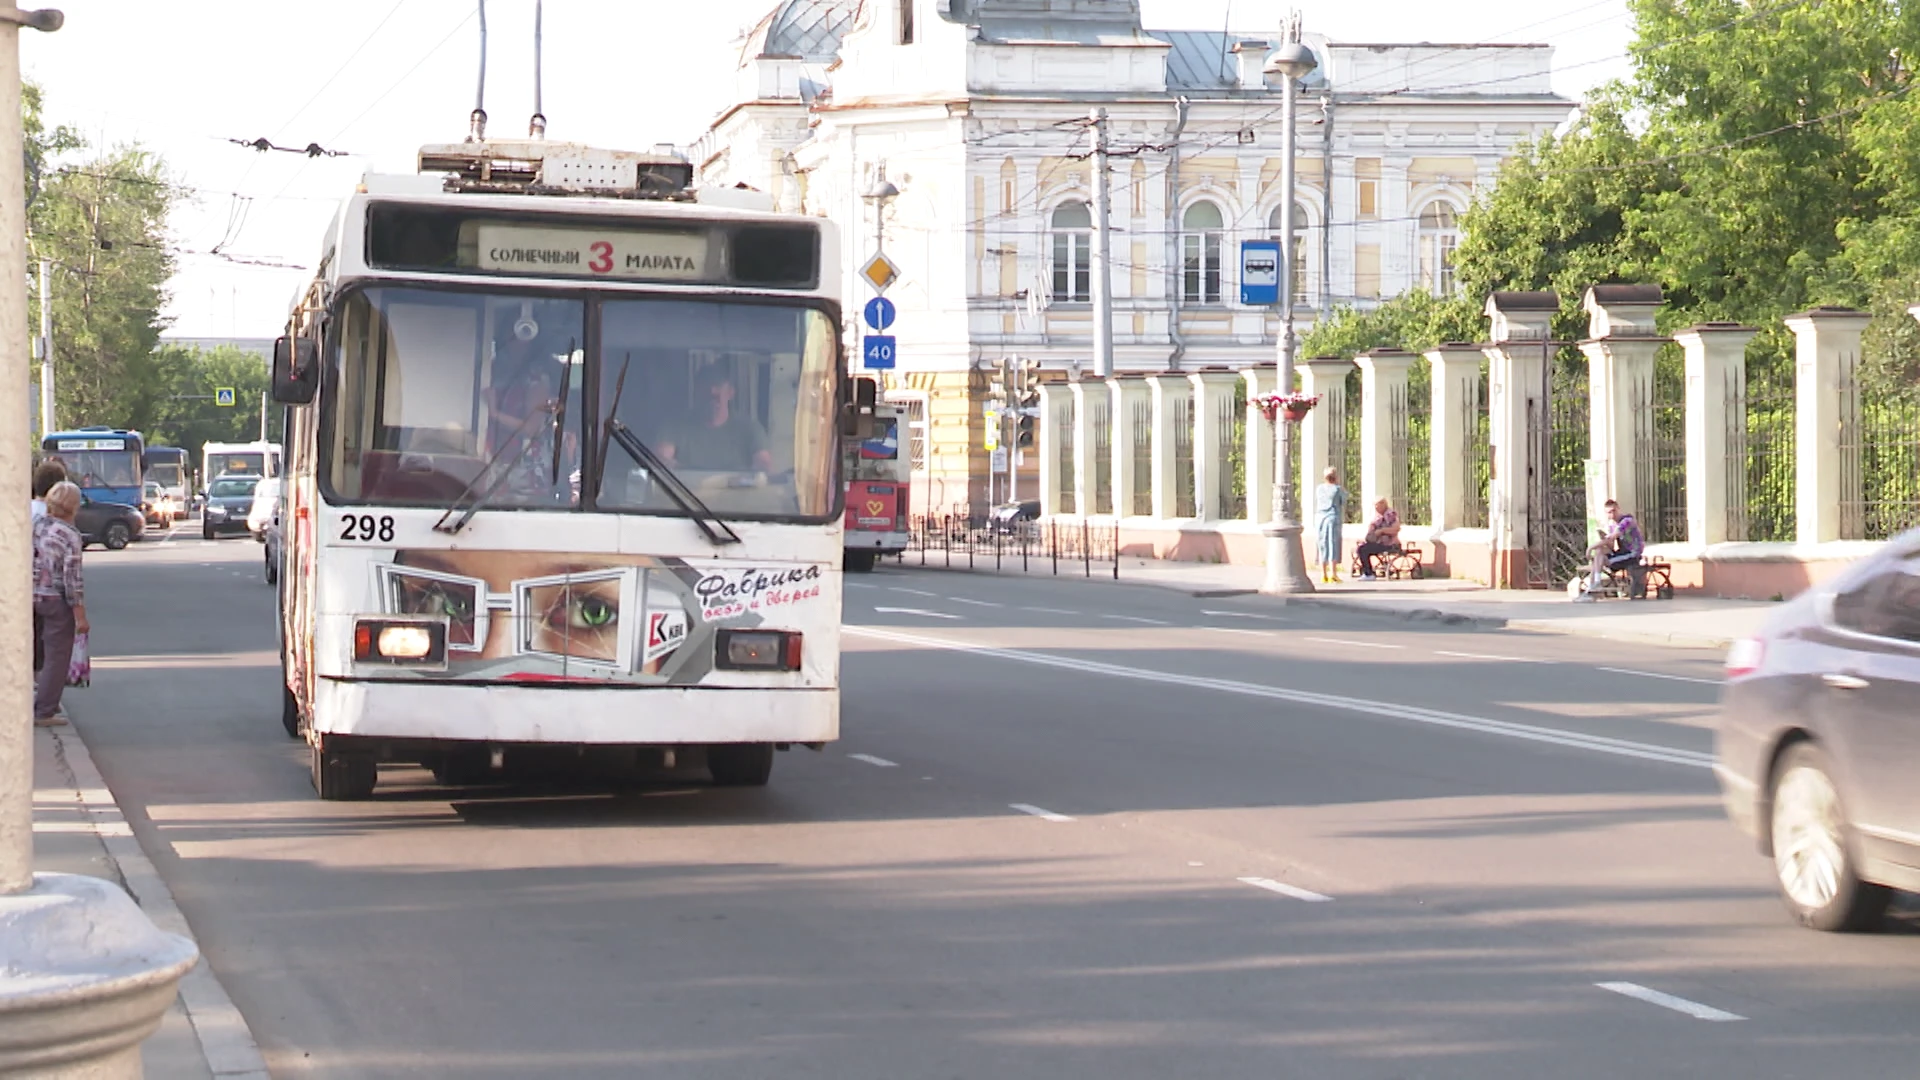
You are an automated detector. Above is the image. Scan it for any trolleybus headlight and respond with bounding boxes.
[715,629,803,672]
[353,618,448,666]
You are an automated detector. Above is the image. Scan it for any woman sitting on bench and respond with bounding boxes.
[1355,498,1402,581]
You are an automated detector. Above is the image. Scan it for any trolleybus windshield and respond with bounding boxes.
[322,285,839,523]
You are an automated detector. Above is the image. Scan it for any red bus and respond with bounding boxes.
[843,402,908,572]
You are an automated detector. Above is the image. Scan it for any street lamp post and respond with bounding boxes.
[1260,17,1318,596]
[0,4,200,1076]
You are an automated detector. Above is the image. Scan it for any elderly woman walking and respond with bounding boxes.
[32,481,88,726]
[1313,467,1348,583]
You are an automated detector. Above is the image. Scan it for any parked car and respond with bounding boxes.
[989,500,1041,535]
[1715,527,1920,932]
[247,478,281,541]
[74,498,145,551]
[138,481,177,529]
[201,474,261,540]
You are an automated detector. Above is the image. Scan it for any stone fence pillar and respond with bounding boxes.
[1299,357,1352,496]
[1579,285,1667,519]
[1146,373,1189,520]
[1241,365,1276,524]
[1674,323,1755,547]
[1484,291,1559,587]
[1188,368,1241,522]
[1426,343,1483,532]
[1785,307,1871,544]
[1356,349,1416,515]
[1037,381,1070,516]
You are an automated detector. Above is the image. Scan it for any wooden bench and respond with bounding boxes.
[1353,544,1424,580]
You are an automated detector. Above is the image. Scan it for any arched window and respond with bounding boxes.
[1181,201,1224,305]
[1268,201,1315,307]
[1418,202,1461,296]
[1050,201,1092,303]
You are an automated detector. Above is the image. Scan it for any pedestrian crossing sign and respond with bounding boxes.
[214,387,236,407]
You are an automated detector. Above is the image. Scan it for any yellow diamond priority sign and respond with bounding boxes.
[859,252,900,294]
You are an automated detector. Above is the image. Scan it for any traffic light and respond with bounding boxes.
[1015,385,1039,448]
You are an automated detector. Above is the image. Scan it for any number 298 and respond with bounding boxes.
[340,515,395,543]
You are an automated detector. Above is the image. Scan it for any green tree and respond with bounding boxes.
[1299,288,1480,360]
[143,345,278,457]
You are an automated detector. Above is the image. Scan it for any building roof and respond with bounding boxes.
[1155,31,1326,96]
[740,0,859,65]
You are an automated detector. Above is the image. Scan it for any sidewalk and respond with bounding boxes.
[33,719,268,1079]
[894,551,1776,650]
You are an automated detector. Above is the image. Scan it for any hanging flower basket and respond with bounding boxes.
[1253,392,1320,423]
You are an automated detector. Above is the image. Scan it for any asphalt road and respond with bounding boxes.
[65,528,1920,1079]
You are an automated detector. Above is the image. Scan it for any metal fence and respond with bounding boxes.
[1332,376,1361,523]
[1461,371,1490,529]
[1056,393,1077,516]
[1172,392,1196,518]
[1733,363,1795,543]
[1090,393,1112,516]
[902,512,1120,578]
[1129,394,1152,516]
[1390,376,1432,527]
[1630,353,1688,544]
[1220,384,1247,520]
[1838,372,1920,541]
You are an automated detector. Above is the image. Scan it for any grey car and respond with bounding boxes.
[1715,527,1920,931]
[201,474,260,540]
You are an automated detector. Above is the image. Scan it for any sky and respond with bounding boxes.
[23,1,1636,340]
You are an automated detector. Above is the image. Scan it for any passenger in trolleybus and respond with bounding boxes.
[481,320,582,505]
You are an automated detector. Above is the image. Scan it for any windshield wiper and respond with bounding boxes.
[431,401,561,535]
[550,338,576,487]
[600,354,741,547]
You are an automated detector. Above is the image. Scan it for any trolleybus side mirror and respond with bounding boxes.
[840,376,877,440]
[272,336,319,405]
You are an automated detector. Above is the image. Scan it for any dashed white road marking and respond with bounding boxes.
[33,819,133,837]
[872,607,962,620]
[1020,607,1079,616]
[948,597,1004,608]
[845,626,1716,769]
[1436,650,1552,664]
[889,587,937,597]
[848,753,898,768]
[1596,982,1745,1022]
[1102,614,1172,625]
[1200,610,1290,621]
[1596,667,1722,687]
[845,582,878,590]
[1197,626,1270,637]
[1306,636,1403,650]
[1238,876,1334,902]
[1009,803,1075,822]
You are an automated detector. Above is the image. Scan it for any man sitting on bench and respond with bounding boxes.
[1355,498,1402,581]
[1576,499,1644,601]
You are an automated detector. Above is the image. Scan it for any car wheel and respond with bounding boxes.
[202,524,214,541]
[103,522,131,551]
[707,743,774,787]
[1769,743,1891,932]
[311,744,377,801]
[264,547,278,584]
[281,683,302,739]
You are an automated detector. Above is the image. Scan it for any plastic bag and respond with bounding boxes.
[67,632,89,688]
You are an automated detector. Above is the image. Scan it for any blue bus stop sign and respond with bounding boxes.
[863,296,896,331]
[863,335,897,370]
[1239,240,1281,306]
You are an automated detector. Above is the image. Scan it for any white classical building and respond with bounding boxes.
[693,0,1574,511]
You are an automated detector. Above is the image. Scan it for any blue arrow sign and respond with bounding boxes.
[863,335,897,370]
[863,296,896,331]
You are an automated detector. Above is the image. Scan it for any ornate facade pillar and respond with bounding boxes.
[1187,369,1242,522]
[1241,365,1276,524]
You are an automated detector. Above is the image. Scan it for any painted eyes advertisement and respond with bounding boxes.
[361,549,828,685]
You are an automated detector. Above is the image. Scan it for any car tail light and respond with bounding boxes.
[715,629,802,672]
[353,618,448,666]
[1726,637,1766,679]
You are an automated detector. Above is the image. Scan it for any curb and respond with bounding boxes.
[48,724,272,1080]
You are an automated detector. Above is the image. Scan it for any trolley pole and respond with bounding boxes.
[0,6,201,1076]
[1089,108,1114,380]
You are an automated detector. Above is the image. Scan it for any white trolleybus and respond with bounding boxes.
[271,139,871,800]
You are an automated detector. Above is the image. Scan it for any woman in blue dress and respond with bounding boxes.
[1313,467,1347,582]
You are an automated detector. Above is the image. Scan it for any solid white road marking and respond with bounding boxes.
[948,597,1004,608]
[1306,636,1402,650]
[872,607,962,620]
[1595,982,1745,1022]
[1009,803,1075,822]
[845,582,878,590]
[1197,626,1271,637]
[844,626,1716,769]
[1102,614,1172,625]
[33,819,133,837]
[889,587,937,597]
[848,753,898,768]
[1238,876,1333,902]
[1200,610,1289,621]
[1021,607,1080,615]
[1596,667,1722,687]
[1436,650,1553,664]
